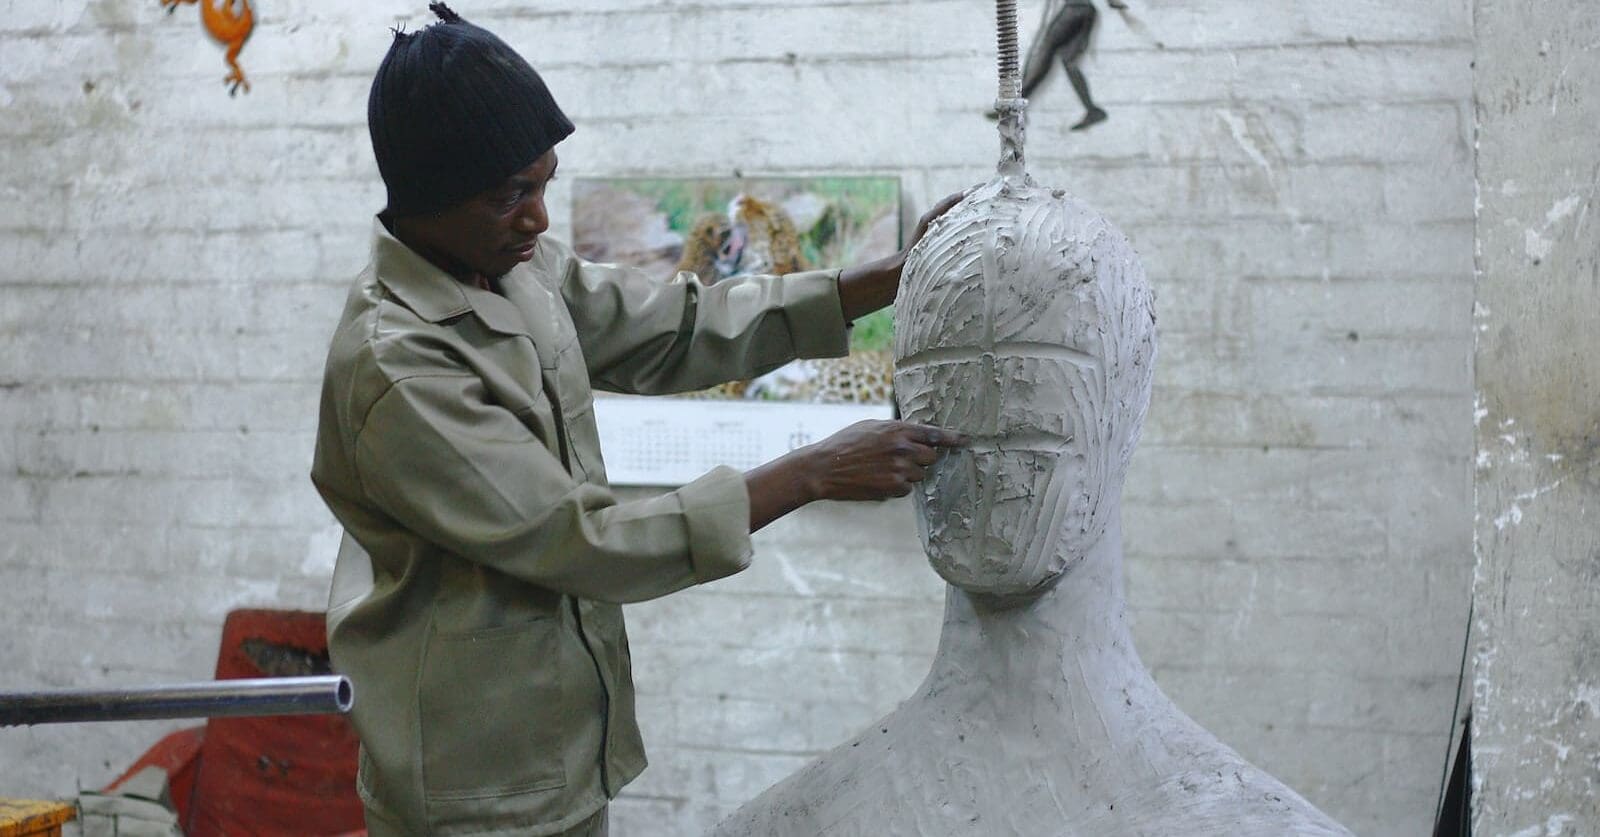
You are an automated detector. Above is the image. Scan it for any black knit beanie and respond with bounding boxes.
[369,2,574,217]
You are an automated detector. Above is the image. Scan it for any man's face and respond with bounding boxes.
[406,148,559,282]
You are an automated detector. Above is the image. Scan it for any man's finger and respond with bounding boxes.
[903,424,969,448]
[925,191,964,222]
[905,442,940,467]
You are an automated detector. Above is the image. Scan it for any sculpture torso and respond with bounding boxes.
[714,528,1351,837]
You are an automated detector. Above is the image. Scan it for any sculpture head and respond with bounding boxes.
[894,177,1157,603]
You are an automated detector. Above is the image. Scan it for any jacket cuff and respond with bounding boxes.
[678,465,754,583]
[782,269,850,359]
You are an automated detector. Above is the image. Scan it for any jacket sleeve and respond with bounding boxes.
[352,370,753,603]
[553,243,852,395]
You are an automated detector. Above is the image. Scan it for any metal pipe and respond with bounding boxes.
[0,676,353,727]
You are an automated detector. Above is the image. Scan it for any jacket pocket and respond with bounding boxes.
[416,618,567,800]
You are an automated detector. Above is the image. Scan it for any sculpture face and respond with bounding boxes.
[894,178,1157,600]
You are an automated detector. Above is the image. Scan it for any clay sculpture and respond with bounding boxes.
[713,3,1354,834]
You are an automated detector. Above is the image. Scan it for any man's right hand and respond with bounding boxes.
[745,420,969,531]
[799,420,968,501]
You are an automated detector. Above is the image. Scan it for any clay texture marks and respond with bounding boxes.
[894,176,1156,599]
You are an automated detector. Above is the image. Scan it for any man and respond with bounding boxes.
[309,4,965,835]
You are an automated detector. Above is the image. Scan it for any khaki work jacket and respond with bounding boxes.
[311,221,848,836]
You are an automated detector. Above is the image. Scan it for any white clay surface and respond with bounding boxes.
[715,526,1352,836]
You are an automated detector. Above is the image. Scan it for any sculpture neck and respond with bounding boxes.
[921,509,1147,719]
[995,97,1028,178]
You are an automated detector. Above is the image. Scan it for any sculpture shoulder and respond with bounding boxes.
[719,756,1350,837]
[715,705,1089,837]
[1075,763,1355,837]
[714,707,941,837]
[716,699,1352,837]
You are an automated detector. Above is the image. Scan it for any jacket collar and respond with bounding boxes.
[370,218,533,338]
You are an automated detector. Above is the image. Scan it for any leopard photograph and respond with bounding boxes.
[573,177,902,406]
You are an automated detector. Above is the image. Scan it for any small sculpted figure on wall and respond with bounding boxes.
[987,0,1131,130]
[714,3,1354,834]
[161,0,255,95]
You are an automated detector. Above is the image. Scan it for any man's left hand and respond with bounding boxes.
[838,189,969,321]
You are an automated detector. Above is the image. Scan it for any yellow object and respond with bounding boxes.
[0,800,75,837]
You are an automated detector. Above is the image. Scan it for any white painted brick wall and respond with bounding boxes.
[0,2,1475,835]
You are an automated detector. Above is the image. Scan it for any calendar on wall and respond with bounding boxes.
[592,397,892,486]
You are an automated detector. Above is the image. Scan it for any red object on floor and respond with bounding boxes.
[104,725,204,815]
[108,609,366,837]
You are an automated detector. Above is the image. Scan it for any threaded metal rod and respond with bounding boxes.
[996,0,1021,99]
[0,676,354,727]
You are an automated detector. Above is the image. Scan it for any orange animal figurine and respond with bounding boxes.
[162,0,255,95]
